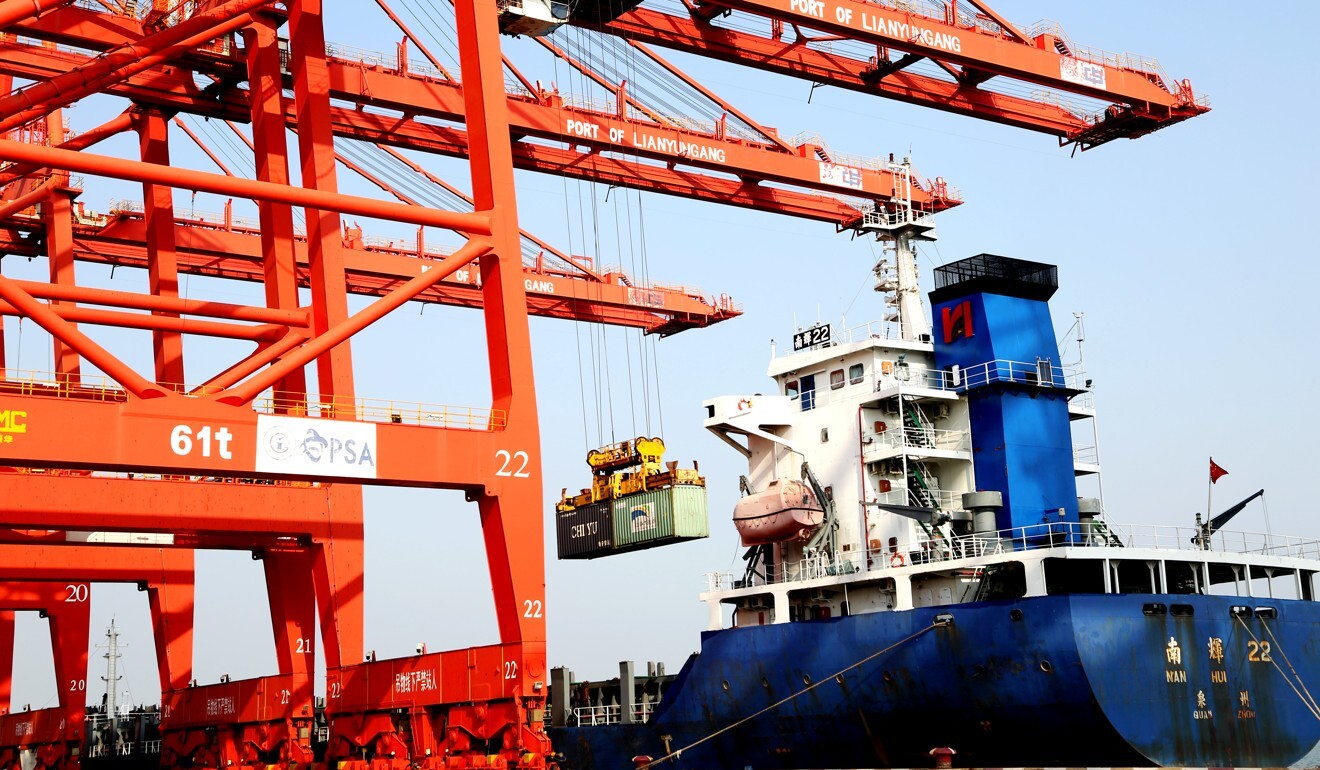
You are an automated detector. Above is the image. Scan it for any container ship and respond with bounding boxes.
[547,229,1320,767]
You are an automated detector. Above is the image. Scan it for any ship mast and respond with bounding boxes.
[101,620,122,751]
[866,158,937,341]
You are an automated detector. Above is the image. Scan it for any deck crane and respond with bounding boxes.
[0,2,1203,770]
[574,0,1209,150]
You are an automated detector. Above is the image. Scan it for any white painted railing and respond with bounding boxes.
[568,701,656,726]
[705,523,1320,592]
[865,425,969,453]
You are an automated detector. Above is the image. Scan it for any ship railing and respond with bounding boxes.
[1070,389,1096,411]
[906,522,1320,561]
[864,424,969,453]
[841,320,915,344]
[872,487,964,510]
[705,571,735,591]
[706,550,863,590]
[874,363,955,394]
[567,701,655,726]
[953,359,1086,392]
[142,739,161,754]
[1073,444,1099,465]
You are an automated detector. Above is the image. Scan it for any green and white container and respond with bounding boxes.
[610,485,709,553]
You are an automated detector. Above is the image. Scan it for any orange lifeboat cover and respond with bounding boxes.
[732,479,825,546]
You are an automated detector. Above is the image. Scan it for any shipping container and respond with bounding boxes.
[555,501,614,559]
[611,485,708,553]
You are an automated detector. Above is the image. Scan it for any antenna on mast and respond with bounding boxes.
[98,620,124,753]
[857,157,937,342]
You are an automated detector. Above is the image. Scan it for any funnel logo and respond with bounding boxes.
[255,415,378,479]
[941,300,974,344]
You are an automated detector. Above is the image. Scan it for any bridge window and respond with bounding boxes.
[830,369,845,390]
[1111,560,1156,594]
[849,364,864,384]
[1207,562,1246,597]
[1044,558,1105,594]
[1164,560,1204,595]
[786,380,799,399]
[1248,565,1300,600]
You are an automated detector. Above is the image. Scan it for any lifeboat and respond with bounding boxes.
[733,479,824,546]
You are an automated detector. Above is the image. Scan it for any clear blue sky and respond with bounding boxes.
[5,5,1316,761]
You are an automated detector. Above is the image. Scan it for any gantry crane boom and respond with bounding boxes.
[0,10,957,225]
[579,0,1207,149]
[0,196,740,335]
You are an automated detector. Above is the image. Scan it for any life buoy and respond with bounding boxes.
[737,397,753,411]
[890,552,906,568]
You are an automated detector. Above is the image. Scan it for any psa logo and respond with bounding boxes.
[264,426,375,467]
[254,415,379,479]
[0,408,26,439]
[941,300,974,344]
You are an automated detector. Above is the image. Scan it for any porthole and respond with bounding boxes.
[761,677,770,689]
[834,674,845,684]
[1039,660,1054,674]
[802,673,812,686]
[1009,609,1023,621]
[721,679,730,691]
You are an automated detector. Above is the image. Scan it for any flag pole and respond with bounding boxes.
[1205,456,1214,550]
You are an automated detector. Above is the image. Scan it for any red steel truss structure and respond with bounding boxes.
[0,2,1206,770]
[579,0,1208,150]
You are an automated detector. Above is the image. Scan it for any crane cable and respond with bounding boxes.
[636,622,942,769]
[548,51,593,456]
[1234,615,1320,721]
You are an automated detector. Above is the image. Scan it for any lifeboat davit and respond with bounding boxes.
[733,479,824,546]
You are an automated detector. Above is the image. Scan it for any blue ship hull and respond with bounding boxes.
[550,594,1320,768]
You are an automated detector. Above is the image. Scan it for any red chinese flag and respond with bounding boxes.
[1209,458,1229,484]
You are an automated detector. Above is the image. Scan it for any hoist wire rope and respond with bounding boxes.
[635,197,663,437]
[579,56,616,445]
[396,0,462,75]
[599,27,665,439]
[1233,615,1320,721]
[341,140,580,270]
[548,48,593,455]
[188,118,306,231]
[611,191,638,439]
[608,20,642,439]
[566,25,608,449]
[636,622,941,769]
[557,30,762,141]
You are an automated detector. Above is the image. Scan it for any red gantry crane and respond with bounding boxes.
[0,2,1205,770]
[0,582,91,770]
[0,547,193,767]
